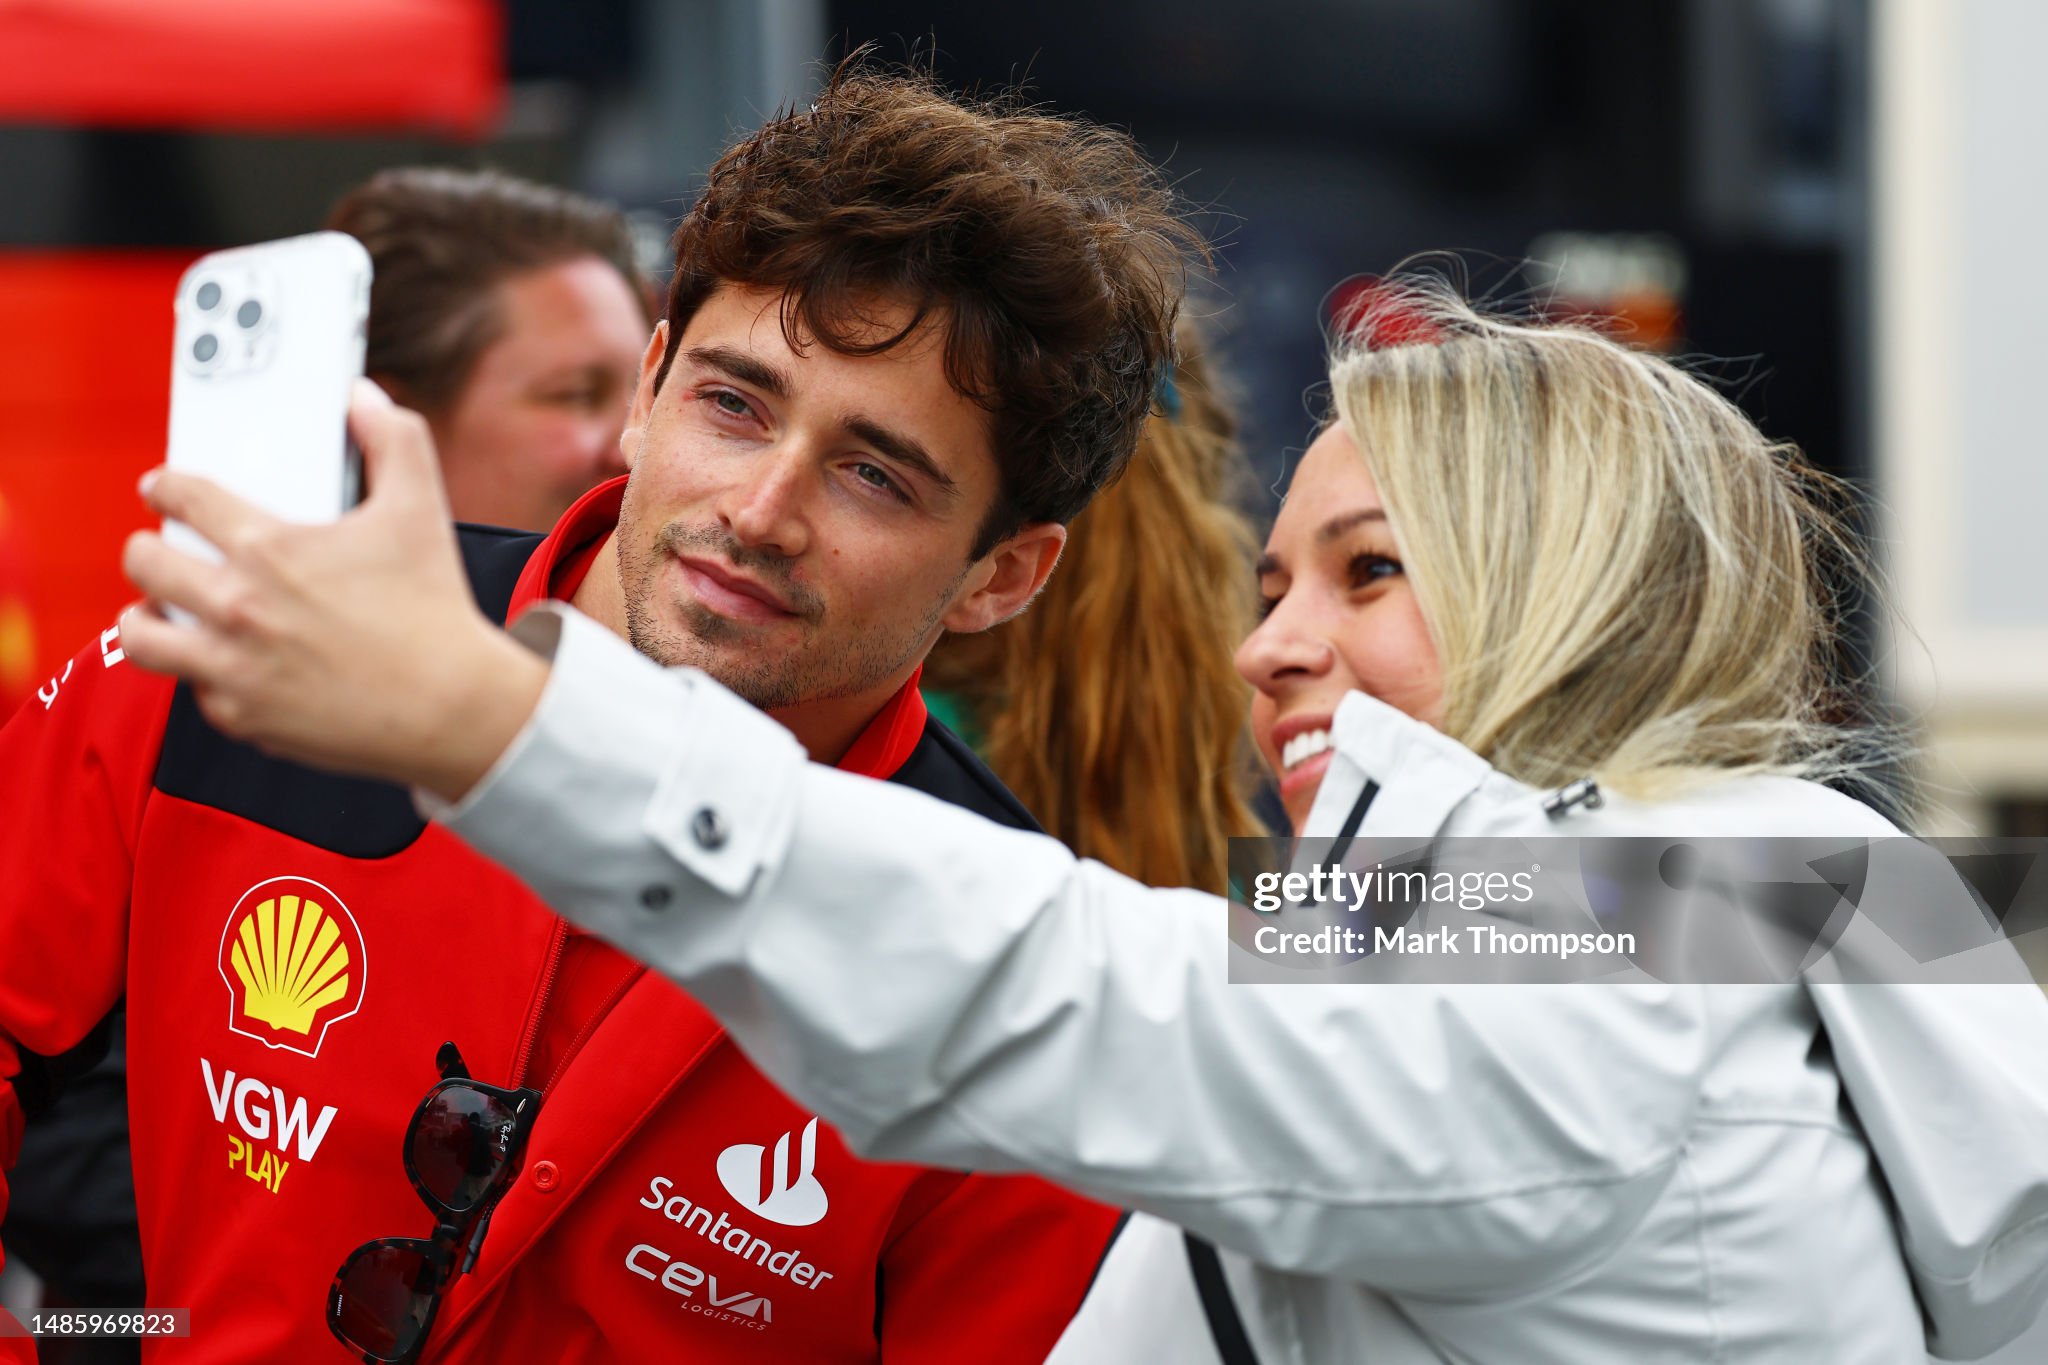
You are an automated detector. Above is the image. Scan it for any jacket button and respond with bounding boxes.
[531,1159,561,1193]
[639,883,672,911]
[691,805,729,850]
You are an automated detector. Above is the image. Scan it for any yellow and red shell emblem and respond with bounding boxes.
[216,876,366,1058]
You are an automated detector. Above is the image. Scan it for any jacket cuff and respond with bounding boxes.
[423,603,805,912]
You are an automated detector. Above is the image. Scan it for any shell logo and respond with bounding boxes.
[216,876,367,1058]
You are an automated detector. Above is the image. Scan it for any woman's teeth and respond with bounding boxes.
[1281,729,1331,772]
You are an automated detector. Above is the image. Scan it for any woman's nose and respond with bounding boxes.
[1234,597,1336,695]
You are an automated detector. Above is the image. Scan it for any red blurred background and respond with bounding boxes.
[0,252,190,715]
[0,0,499,720]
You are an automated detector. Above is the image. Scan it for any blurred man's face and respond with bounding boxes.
[431,255,647,531]
[607,285,1015,735]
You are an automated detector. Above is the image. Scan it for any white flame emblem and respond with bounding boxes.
[716,1117,829,1227]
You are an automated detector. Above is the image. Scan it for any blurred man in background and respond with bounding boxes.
[327,166,652,531]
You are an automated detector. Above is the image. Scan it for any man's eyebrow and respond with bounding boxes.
[1255,508,1388,578]
[844,416,957,493]
[686,345,790,399]
[538,360,623,385]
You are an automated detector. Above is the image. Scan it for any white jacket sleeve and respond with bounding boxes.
[431,606,1709,1300]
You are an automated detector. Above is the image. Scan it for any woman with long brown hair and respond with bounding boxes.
[922,319,1263,891]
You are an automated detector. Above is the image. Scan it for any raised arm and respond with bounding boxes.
[428,606,1709,1299]
[117,388,1706,1301]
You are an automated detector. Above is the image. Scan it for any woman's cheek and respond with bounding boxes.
[1247,692,1282,776]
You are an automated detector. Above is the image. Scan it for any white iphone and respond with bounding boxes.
[165,231,372,562]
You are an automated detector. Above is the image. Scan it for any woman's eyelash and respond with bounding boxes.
[1349,553,1402,586]
[1254,553,1397,618]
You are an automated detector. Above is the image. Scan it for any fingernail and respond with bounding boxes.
[139,468,160,497]
[354,377,394,407]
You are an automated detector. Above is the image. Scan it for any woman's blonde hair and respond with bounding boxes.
[1329,278,1887,803]
[924,319,1265,890]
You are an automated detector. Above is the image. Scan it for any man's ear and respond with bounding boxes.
[618,320,669,470]
[368,371,414,410]
[941,522,1067,634]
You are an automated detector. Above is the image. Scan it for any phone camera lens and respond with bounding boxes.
[237,300,263,329]
[195,282,222,311]
[192,334,218,363]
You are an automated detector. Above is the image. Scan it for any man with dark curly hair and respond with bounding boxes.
[0,63,1197,1364]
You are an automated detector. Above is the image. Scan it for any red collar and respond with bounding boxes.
[507,475,928,781]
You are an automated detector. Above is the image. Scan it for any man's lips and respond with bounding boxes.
[672,554,798,624]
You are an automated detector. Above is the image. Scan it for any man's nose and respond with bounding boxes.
[718,445,811,557]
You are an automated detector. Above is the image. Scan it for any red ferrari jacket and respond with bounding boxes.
[0,479,1117,1362]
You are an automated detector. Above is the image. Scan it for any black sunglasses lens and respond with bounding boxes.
[410,1085,524,1213]
[331,1240,438,1361]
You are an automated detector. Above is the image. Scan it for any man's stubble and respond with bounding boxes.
[618,520,966,712]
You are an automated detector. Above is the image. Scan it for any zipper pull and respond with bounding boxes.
[1542,778,1603,820]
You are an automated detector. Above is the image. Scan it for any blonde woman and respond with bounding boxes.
[123,284,2048,1363]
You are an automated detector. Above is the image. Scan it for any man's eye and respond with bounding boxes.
[707,390,754,419]
[1350,553,1402,588]
[852,462,905,499]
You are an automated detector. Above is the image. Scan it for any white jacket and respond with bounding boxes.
[432,605,2048,1362]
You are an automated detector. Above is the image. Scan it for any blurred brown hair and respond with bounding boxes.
[657,58,1201,555]
[925,320,1265,892]
[326,166,649,416]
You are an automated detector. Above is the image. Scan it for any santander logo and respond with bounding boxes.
[716,1117,829,1227]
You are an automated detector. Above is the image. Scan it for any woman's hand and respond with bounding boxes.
[119,380,548,801]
